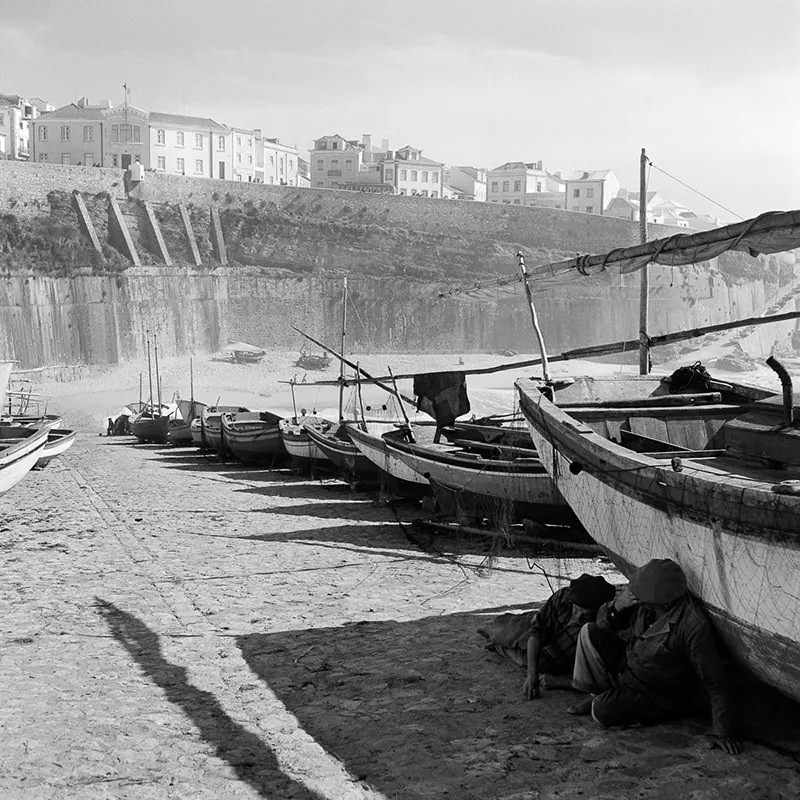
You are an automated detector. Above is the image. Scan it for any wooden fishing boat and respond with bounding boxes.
[201,405,250,453]
[345,422,432,498]
[0,423,49,495]
[509,208,800,701]
[35,428,77,468]
[221,410,286,463]
[304,420,380,483]
[517,370,800,699]
[131,407,171,443]
[279,416,331,470]
[167,399,207,446]
[383,428,575,524]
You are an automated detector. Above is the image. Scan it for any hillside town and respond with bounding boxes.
[0,90,719,230]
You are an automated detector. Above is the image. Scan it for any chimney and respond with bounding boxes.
[253,128,262,140]
[537,160,542,170]
[618,188,628,200]
[77,97,89,108]
[362,133,372,151]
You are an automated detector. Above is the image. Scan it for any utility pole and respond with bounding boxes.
[638,147,650,375]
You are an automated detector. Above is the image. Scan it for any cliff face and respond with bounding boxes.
[0,162,797,368]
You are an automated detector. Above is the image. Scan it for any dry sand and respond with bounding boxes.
[2,348,799,799]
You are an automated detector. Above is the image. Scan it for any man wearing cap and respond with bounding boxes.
[478,574,616,700]
[568,558,740,754]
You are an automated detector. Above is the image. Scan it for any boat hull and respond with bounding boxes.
[0,425,49,495]
[346,424,431,498]
[131,416,169,444]
[221,415,286,463]
[305,423,379,482]
[517,377,800,702]
[35,428,77,468]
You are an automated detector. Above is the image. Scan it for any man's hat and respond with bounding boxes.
[567,574,616,610]
[629,558,688,604]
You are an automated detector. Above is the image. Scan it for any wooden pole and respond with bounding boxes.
[153,334,162,415]
[388,365,415,443]
[289,378,298,421]
[639,147,650,375]
[355,362,367,430]
[146,333,154,412]
[517,251,551,382]
[338,277,347,421]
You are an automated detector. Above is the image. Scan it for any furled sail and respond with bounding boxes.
[441,209,800,300]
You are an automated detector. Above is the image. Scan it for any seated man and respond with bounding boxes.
[478,574,615,700]
[568,558,740,754]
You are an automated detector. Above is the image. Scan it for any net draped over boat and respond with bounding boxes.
[441,209,800,300]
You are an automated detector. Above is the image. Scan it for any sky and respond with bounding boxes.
[2,0,798,221]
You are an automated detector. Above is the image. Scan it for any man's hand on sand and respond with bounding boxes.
[706,734,741,755]
[523,673,540,700]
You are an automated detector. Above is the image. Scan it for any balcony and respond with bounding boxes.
[327,169,342,177]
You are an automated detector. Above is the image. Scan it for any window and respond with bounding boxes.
[345,158,353,168]
[176,157,185,173]
[513,199,521,205]
[236,136,241,146]
[83,126,93,142]
[316,181,325,187]
[331,158,338,167]
[38,153,48,162]
[385,169,393,181]
[157,155,166,170]
[218,136,226,150]
[61,153,71,164]
[60,125,70,141]
[248,138,252,147]
[586,188,594,198]
[332,140,338,149]
[38,126,47,141]
[573,188,580,197]
[176,131,185,147]
[536,182,542,192]
[422,171,428,182]
[586,206,594,213]
[431,172,438,181]
[248,155,252,164]
[195,133,203,148]
[421,190,428,197]
[514,180,521,192]
[491,181,497,192]
[400,169,407,180]
[237,153,241,162]
[195,159,203,173]
[157,129,165,145]
[316,159,323,170]
[236,174,242,181]
[502,181,509,192]
[411,170,417,181]
[112,154,118,167]
[84,153,93,165]
[111,124,141,143]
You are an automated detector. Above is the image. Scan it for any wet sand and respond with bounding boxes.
[2,352,798,798]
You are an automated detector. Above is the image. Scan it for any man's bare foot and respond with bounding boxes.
[540,674,574,691]
[566,695,594,715]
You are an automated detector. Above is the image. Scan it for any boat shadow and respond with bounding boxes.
[236,609,800,800]
[94,598,324,799]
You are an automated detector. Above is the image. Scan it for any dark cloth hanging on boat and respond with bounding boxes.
[413,371,470,427]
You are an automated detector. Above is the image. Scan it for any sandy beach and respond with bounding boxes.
[2,349,800,799]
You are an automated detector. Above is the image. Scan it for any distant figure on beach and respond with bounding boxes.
[477,574,615,700]
[106,417,114,436]
[567,558,740,754]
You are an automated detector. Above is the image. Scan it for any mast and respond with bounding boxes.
[153,333,162,415]
[138,371,142,408]
[517,252,551,383]
[146,333,154,413]
[289,378,298,421]
[338,276,348,421]
[638,147,650,375]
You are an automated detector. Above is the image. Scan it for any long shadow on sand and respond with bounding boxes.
[95,598,324,800]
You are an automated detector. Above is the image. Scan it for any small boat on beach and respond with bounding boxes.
[0,423,49,495]
[279,415,332,471]
[304,419,380,483]
[200,405,250,453]
[35,428,78,468]
[222,341,267,365]
[221,410,286,463]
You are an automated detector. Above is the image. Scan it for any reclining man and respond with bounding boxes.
[478,574,616,700]
[568,558,740,754]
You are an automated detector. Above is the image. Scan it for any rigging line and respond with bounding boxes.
[648,161,744,221]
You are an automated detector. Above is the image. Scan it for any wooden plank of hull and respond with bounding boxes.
[281,431,328,462]
[224,427,286,463]
[132,417,169,443]
[518,383,800,702]
[36,429,77,467]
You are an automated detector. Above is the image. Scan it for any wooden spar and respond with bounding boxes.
[138,372,142,407]
[290,325,419,408]
[289,378,298,420]
[294,308,800,386]
[146,333,154,411]
[153,333,162,415]
[517,251,551,382]
[388,365,415,443]
[639,147,650,375]
[189,357,194,403]
[338,277,348,421]
[355,362,367,430]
